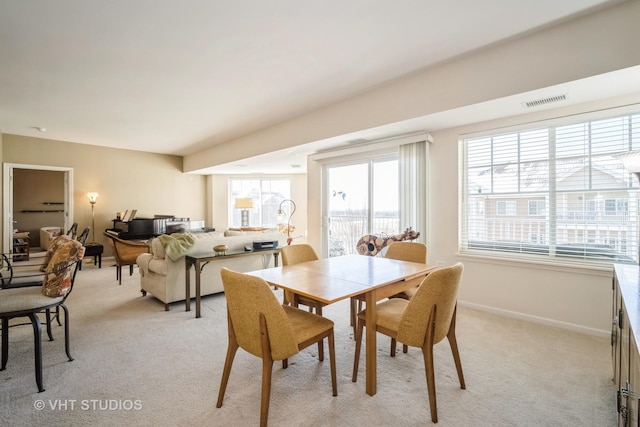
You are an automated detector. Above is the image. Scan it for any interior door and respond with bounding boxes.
[3,163,73,254]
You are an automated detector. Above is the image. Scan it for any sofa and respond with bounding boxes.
[136,230,286,310]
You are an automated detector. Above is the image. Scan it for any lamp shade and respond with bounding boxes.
[234,198,253,209]
[87,192,99,203]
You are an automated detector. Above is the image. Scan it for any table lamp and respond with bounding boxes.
[234,198,253,227]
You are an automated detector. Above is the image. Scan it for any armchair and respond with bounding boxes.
[104,232,149,285]
[40,227,63,251]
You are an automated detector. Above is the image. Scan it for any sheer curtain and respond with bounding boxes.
[399,140,428,243]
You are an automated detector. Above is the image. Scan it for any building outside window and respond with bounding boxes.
[460,111,640,266]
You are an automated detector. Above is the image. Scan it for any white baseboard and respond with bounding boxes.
[457,300,610,338]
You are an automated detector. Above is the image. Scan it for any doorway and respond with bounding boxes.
[3,163,73,254]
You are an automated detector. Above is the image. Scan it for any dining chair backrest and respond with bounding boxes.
[77,227,90,245]
[280,244,319,266]
[66,223,78,238]
[220,268,299,360]
[397,262,463,347]
[384,241,427,264]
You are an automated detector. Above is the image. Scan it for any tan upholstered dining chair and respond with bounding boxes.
[352,262,465,424]
[384,241,428,355]
[217,268,337,427]
[280,244,360,353]
[386,241,428,299]
[280,243,321,309]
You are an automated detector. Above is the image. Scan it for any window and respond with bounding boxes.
[325,157,399,257]
[496,201,517,216]
[228,179,291,228]
[460,111,640,266]
[528,200,546,216]
[604,199,628,217]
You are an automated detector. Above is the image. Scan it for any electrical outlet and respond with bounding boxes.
[436,260,445,267]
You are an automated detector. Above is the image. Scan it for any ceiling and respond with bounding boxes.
[0,0,633,174]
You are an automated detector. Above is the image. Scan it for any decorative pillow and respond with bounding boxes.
[40,234,73,272]
[42,239,85,297]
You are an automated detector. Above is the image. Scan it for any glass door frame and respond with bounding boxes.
[321,154,398,258]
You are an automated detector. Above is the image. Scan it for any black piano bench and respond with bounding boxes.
[81,243,103,269]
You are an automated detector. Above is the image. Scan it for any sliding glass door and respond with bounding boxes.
[324,157,398,257]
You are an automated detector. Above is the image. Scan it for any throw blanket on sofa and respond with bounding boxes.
[158,233,196,261]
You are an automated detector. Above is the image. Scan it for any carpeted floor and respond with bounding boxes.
[0,259,617,426]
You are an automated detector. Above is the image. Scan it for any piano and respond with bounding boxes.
[109,218,207,240]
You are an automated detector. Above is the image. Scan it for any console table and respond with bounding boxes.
[185,248,280,318]
[612,263,640,425]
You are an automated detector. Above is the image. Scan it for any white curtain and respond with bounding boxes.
[399,141,428,243]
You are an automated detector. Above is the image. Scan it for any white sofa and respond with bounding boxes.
[136,230,285,310]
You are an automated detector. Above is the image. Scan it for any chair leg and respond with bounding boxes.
[45,310,54,341]
[260,352,274,427]
[1,317,8,370]
[316,305,324,362]
[259,313,273,427]
[129,265,134,276]
[118,266,122,286]
[328,331,337,396]
[421,343,438,423]
[28,312,45,392]
[447,307,466,389]
[349,298,357,337]
[423,309,438,423]
[352,318,364,382]
[217,315,240,409]
[61,304,73,362]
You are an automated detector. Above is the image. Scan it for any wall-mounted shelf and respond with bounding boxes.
[21,210,64,213]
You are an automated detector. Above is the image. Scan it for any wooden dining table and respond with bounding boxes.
[246,254,435,396]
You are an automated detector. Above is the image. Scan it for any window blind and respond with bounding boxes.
[460,112,640,266]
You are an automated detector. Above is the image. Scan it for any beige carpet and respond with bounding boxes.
[0,260,617,426]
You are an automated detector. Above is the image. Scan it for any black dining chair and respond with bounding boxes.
[0,239,85,392]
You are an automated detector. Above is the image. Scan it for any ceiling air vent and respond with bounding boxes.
[522,94,567,109]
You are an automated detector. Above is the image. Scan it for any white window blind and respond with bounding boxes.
[460,112,640,266]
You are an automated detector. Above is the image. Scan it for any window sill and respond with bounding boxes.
[456,251,616,278]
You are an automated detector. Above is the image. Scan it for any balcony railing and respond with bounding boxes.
[328,214,399,257]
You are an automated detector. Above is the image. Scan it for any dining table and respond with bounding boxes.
[246,253,435,396]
